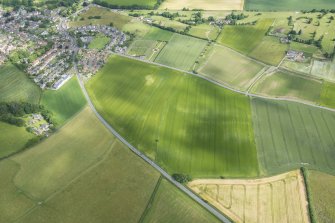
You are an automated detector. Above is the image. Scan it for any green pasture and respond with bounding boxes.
[127,39,157,58]
[155,33,207,70]
[97,0,157,8]
[188,24,221,41]
[251,98,335,175]
[87,55,259,178]
[248,36,288,66]
[320,81,335,109]
[151,16,188,32]
[0,121,35,159]
[144,26,174,41]
[88,34,110,50]
[0,63,41,103]
[198,45,264,90]
[307,170,335,223]
[281,59,312,74]
[70,6,131,29]
[142,179,220,223]
[41,76,87,127]
[251,71,323,103]
[11,107,114,200]
[218,19,274,55]
[244,0,335,11]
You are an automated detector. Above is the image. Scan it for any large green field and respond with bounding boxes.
[307,170,335,223]
[0,63,41,103]
[0,106,220,223]
[251,98,335,175]
[0,121,35,159]
[41,76,87,127]
[251,71,323,103]
[155,33,207,71]
[218,19,274,55]
[245,0,335,11]
[198,45,265,90]
[87,55,259,178]
[142,179,220,223]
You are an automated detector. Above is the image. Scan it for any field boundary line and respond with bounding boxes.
[138,176,163,223]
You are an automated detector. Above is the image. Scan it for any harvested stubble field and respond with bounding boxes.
[41,76,87,127]
[87,55,259,178]
[251,98,335,175]
[155,33,207,71]
[160,0,244,10]
[198,44,265,91]
[188,170,309,223]
[0,63,41,104]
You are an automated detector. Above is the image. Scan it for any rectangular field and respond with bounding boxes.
[198,45,265,90]
[160,0,244,10]
[86,55,259,178]
[251,98,335,175]
[127,39,157,57]
[189,170,309,223]
[0,63,41,104]
[41,76,87,127]
[251,70,323,103]
[245,0,335,11]
[218,19,274,55]
[188,24,221,41]
[155,33,207,71]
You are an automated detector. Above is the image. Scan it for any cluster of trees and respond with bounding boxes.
[172,173,192,184]
[0,0,34,9]
[224,12,248,25]
[0,102,54,127]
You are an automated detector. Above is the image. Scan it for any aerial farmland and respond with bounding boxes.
[0,0,335,222]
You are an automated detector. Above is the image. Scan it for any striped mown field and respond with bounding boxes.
[155,33,207,71]
[0,63,40,104]
[251,98,335,175]
[87,55,259,178]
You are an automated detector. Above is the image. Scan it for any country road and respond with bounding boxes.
[75,70,232,223]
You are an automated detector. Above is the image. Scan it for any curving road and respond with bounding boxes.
[75,70,232,223]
